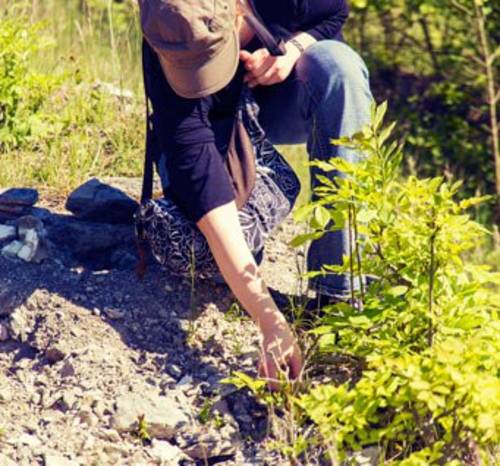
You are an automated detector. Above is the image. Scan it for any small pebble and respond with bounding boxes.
[104,308,124,320]
[0,323,10,341]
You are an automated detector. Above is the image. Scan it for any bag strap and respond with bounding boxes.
[141,38,155,203]
[135,39,156,281]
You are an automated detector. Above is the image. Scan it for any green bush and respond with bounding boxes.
[294,103,500,464]
[227,104,499,465]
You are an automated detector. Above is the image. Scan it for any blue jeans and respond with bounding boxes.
[254,40,373,298]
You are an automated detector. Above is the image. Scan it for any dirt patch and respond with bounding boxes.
[0,192,307,465]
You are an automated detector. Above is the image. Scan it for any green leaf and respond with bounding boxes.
[388,286,409,297]
[373,101,388,131]
[312,205,331,229]
[318,334,336,349]
[356,209,377,223]
[330,209,345,229]
[293,203,315,222]
[289,231,324,248]
[448,315,485,330]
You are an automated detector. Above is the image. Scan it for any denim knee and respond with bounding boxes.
[295,40,371,106]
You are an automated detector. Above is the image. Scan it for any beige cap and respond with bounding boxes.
[139,0,240,99]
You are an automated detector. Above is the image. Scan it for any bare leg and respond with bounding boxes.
[197,201,302,385]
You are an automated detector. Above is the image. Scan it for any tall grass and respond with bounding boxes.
[13,0,143,90]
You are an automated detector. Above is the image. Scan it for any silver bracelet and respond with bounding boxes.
[288,38,305,55]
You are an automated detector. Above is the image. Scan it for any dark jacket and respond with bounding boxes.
[141,0,349,220]
[253,0,349,41]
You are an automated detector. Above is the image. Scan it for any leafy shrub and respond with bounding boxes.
[226,103,499,465]
[294,103,500,464]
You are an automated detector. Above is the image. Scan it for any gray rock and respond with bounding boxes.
[66,178,138,224]
[59,360,76,378]
[45,345,67,364]
[149,440,186,464]
[176,375,193,388]
[0,453,17,466]
[111,392,189,440]
[14,433,42,448]
[16,215,44,238]
[43,452,79,466]
[182,430,238,461]
[0,188,38,207]
[104,307,125,320]
[167,364,183,379]
[8,308,28,342]
[0,323,10,341]
[96,428,122,443]
[345,447,381,466]
[17,227,49,264]
[0,385,13,402]
[0,225,16,243]
[76,409,98,428]
[44,213,135,264]
[0,188,38,221]
[1,240,23,259]
[0,216,49,263]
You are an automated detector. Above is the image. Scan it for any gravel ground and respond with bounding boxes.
[0,194,309,466]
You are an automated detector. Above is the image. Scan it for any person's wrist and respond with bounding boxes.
[259,312,293,342]
[285,40,302,62]
[287,38,304,57]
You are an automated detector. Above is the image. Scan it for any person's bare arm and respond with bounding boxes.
[197,201,302,387]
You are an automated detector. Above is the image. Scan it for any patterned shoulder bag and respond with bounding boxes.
[134,42,300,279]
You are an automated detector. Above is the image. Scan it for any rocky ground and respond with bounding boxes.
[0,183,309,466]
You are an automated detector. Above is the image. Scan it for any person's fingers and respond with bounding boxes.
[259,66,283,85]
[249,55,276,79]
[246,65,278,87]
[239,50,252,62]
[247,63,293,87]
[247,70,281,88]
[258,351,280,388]
[244,48,270,71]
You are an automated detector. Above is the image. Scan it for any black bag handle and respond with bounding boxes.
[141,39,156,204]
[240,0,286,56]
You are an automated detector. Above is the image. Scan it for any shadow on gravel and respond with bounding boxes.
[0,253,271,445]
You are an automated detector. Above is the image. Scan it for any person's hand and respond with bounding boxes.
[240,42,302,88]
[258,316,302,391]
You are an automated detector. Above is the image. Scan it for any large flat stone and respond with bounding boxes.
[66,178,139,224]
[0,187,38,222]
[45,213,135,255]
[111,392,189,440]
[0,188,38,207]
